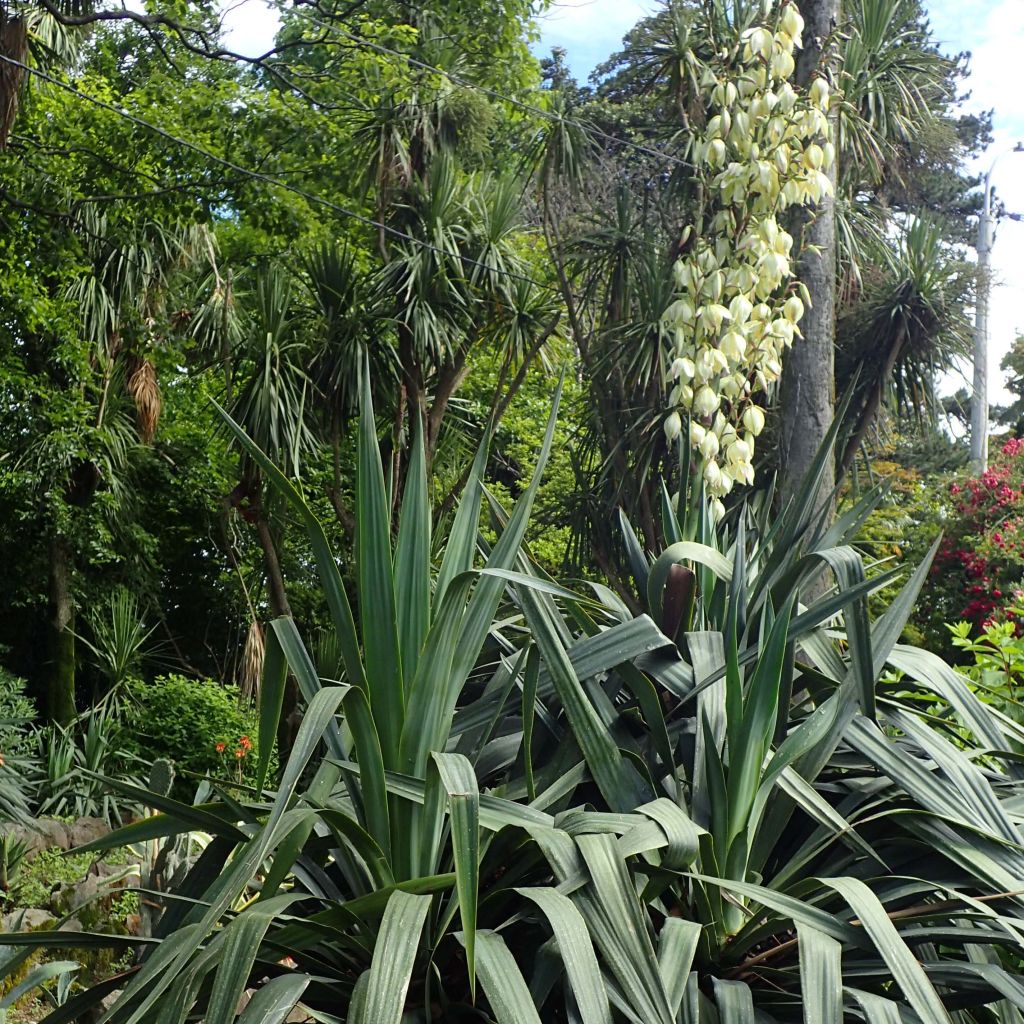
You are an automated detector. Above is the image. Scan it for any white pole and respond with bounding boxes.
[971,170,994,473]
[971,144,1024,474]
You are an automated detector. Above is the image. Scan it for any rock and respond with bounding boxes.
[1,818,71,857]
[2,907,55,931]
[54,874,100,913]
[69,817,110,850]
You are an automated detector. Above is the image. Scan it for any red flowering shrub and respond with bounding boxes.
[920,438,1024,653]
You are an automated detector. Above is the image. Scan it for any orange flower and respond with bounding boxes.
[234,748,245,759]
[215,742,226,754]
[239,735,252,751]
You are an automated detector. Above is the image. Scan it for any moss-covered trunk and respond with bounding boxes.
[47,534,76,725]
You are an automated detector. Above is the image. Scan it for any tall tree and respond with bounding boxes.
[778,0,840,524]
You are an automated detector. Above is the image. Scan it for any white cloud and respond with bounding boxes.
[535,0,660,76]
[927,0,1024,403]
[219,0,280,57]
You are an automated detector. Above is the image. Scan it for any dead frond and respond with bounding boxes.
[126,355,162,443]
[239,619,265,707]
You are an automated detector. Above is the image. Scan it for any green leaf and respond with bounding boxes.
[237,976,311,1024]
[520,586,648,812]
[637,799,700,870]
[869,536,940,681]
[257,625,288,790]
[436,434,489,606]
[460,930,542,1024]
[647,542,732,626]
[394,418,430,685]
[657,918,701,1021]
[0,961,79,1011]
[205,895,301,1023]
[809,546,874,718]
[820,876,952,1023]
[214,401,366,693]
[798,925,842,1024]
[516,887,613,1024]
[343,687,392,862]
[357,378,404,768]
[575,833,673,1024]
[846,989,902,1023]
[712,979,755,1023]
[358,891,431,1024]
[432,752,480,999]
[270,617,347,759]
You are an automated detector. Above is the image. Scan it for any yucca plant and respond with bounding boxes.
[7,390,1024,1022]
[0,376,680,1023]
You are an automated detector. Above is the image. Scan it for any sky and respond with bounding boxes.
[219,0,1024,404]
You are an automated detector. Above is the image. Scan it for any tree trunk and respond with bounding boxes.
[838,326,907,480]
[254,508,291,620]
[252,494,299,759]
[779,0,840,532]
[47,535,76,725]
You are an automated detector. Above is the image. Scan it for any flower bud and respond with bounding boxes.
[783,295,805,323]
[711,498,726,522]
[690,422,706,447]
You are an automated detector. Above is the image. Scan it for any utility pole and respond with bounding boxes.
[971,143,1024,473]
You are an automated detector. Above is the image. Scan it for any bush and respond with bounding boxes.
[121,675,261,789]
[920,437,1024,650]
[0,667,37,758]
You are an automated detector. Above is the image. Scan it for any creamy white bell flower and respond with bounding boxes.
[694,385,720,417]
[742,405,766,436]
[664,410,682,442]
[699,431,720,460]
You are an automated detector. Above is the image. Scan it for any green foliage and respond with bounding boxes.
[11,400,1024,1023]
[949,618,1024,725]
[5,849,94,912]
[0,670,36,758]
[34,709,144,825]
[120,675,260,789]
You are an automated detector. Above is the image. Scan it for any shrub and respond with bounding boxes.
[921,438,1024,644]
[121,675,261,789]
[0,667,36,758]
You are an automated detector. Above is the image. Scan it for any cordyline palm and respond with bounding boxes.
[218,264,316,620]
[0,0,80,147]
[835,0,957,288]
[837,213,971,477]
[379,157,561,470]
